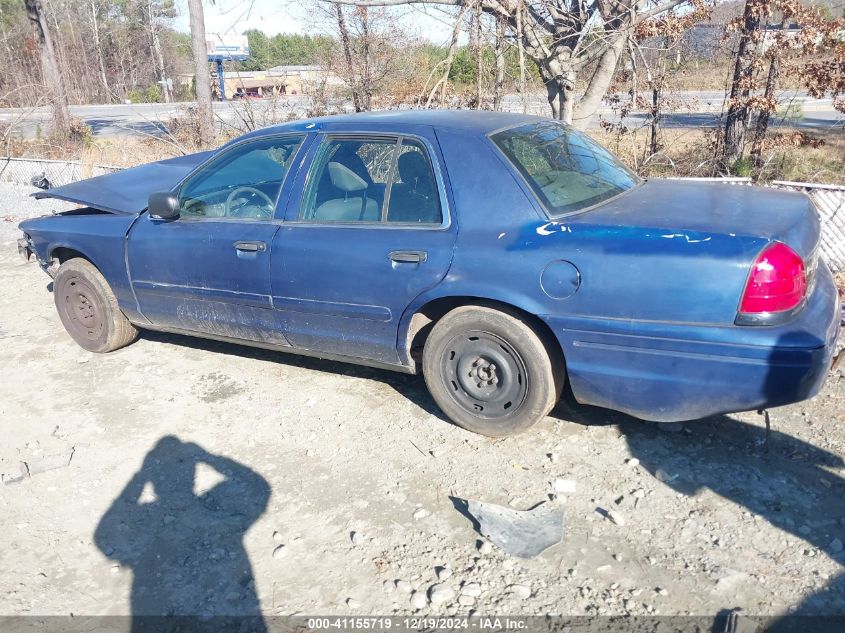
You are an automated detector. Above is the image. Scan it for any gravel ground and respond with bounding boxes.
[1,187,844,624]
[0,182,75,243]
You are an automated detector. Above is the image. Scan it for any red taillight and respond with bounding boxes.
[739,242,807,314]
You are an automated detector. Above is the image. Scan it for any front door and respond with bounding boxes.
[127,134,305,344]
[271,131,457,364]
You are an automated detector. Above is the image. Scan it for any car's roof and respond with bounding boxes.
[244,110,547,138]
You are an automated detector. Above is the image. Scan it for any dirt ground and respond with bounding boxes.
[1,227,845,623]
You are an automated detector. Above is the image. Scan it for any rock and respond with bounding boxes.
[830,538,844,553]
[626,458,640,467]
[461,582,482,598]
[478,541,493,555]
[548,453,559,463]
[554,478,576,494]
[395,580,413,594]
[508,584,531,599]
[436,566,452,581]
[606,509,625,526]
[77,354,91,364]
[655,469,678,483]
[350,531,362,545]
[655,587,668,596]
[632,489,646,499]
[458,595,476,606]
[409,591,428,610]
[429,584,456,605]
[413,507,430,520]
[382,580,394,594]
[272,530,283,543]
[272,545,286,559]
[346,598,360,609]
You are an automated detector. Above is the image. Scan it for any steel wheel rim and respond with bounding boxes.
[440,330,528,420]
[61,275,104,342]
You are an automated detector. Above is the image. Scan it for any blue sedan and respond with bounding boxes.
[17,111,840,436]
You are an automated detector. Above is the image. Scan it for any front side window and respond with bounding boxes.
[178,135,303,220]
[491,122,639,216]
[300,136,443,225]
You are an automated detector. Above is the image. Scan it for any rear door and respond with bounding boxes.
[271,130,457,364]
[127,134,306,344]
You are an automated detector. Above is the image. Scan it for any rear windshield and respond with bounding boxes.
[491,121,639,216]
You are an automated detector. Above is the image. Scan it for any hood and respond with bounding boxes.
[32,151,214,215]
[583,179,820,258]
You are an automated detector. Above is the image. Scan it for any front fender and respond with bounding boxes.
[19,212,144,322]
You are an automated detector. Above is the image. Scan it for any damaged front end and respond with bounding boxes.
[17,234,33,263]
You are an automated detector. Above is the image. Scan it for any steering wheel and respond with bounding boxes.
[225,186,275,219]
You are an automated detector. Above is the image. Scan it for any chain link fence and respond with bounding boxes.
[0,157,118,188]
[3,156,843,271]
[771,181,845,274]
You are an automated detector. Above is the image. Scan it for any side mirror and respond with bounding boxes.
[148,192,180,220]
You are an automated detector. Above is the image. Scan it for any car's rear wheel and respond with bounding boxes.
[54,258,139,353]
[422,305,564,437]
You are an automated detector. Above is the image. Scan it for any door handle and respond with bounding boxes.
[234,241,266,253]
[389,250,427,264]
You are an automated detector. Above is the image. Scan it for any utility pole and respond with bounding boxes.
[187,0,213,145]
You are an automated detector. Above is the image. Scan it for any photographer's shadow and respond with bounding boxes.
[94,436,270,631]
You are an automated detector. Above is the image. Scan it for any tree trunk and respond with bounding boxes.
[23,0,70,137]
[473,1,482,109]
[148,0,171,102]
[751,51,779,170]
[722,0,760,170]
[359,7,371,110]
[493,15,505,111]
[336,4,363,112]
[186,0,213,145]
[650,85,661,157]
[572,31,626,129]
[90,1,110,101]
[515,2,526,114]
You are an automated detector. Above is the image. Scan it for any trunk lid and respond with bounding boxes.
[31,150,214,215]
[583,178,820,259]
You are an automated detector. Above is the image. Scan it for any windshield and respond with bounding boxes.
[491,121,640,216]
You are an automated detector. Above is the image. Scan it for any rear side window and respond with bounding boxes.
[491,122,639,216]
[300,136,443,225]
[387,140,442,225]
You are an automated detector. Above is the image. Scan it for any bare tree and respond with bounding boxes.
[187,0,213,145]
[721,0,759,168]
[335,4,365,110]
[334,0,702,128]
[23,0,70,136]
[493,15,505,110]
[719,0,845,173]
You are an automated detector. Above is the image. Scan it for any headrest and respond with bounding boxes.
[327,161,368,193]
[398,152,429,183]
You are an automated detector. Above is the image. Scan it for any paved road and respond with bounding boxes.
[0,91,840,138]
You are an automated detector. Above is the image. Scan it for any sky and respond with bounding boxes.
[173,0,456,44]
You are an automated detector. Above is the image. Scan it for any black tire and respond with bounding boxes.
[422,305,564,437]
[53,258,139,353]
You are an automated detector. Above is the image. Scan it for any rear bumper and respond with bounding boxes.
[544,263,841,422]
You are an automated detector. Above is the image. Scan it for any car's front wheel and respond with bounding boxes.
[54,258,139,353]
[422,305,564,437]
